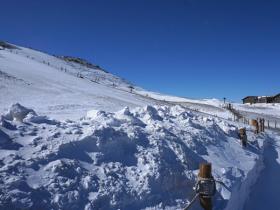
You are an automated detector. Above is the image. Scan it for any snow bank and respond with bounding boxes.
[0,104,263,210]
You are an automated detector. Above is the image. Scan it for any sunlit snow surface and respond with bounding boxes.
[0,103,265,210]
[0,45,153,120]
[0,43,279,210]
[1,44,279,121]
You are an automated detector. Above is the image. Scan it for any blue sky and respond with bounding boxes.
[1,0,279,101]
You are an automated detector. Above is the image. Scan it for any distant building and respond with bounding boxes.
[274,94,280,103]
[257,96,274,103]
[242,94,280,104]
[242,96,258,104]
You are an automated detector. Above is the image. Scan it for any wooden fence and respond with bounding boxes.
[225,104,280,131]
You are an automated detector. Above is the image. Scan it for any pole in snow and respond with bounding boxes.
[238,128,247,147]
[262,119,265,132]
[184,163,219,210]
[251,119,259,134]
[198,163,214,210]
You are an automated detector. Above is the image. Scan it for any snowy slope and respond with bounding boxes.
[0,42,156,120]
[2,41,275,122]
[233,103,280,118]
[0,41,238,122]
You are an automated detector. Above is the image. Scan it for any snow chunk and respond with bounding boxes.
[142,105,163,121]
[4,103,37,122]
[115,107,146,126]
[86,109,106,119]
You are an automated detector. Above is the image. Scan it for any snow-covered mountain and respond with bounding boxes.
[0,41,237,121]
[3,41,277,121]
[1,41,280,210]
[0,41,159,120]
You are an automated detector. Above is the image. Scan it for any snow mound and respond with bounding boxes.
[4,103,37,122]
[0,104,263,210]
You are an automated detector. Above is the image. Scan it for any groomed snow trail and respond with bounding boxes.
[243,131,280,210]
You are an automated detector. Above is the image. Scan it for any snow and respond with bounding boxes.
[0,103,266,210]
[1,42,280,210]
[1,42,278,122]
[0,45,154,120]
[243,131,280,210]
[234,103,280,118]
[0,42,237,122]
[4,103,37,122]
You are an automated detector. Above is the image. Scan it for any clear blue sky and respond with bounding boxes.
[1,0,279,101]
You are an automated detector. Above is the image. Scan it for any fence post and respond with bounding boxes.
[268,120,270,128]
[199,163,213,210]
[259,118,264,132]
[239,128,247,147]
[251,119,259,134]
[275,121,277,129]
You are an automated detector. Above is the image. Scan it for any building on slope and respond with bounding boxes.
[274,94,280,103]
[242,96,258,104]
[242,94,280,104]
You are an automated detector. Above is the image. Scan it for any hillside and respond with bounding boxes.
[0,41,240,121]
[0,42,157,120]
